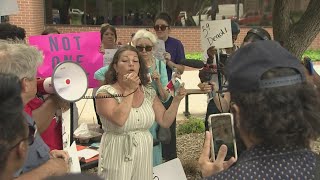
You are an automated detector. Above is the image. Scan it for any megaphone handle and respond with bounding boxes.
[70,103,74,144]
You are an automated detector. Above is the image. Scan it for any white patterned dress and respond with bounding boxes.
[96,85,156,180]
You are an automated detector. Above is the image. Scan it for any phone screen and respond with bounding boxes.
[209,113,237,161]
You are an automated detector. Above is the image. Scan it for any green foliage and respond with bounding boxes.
[185,52,203,61]
[177,117,205,135]
[186,49,320,61]
[303,50,320,61]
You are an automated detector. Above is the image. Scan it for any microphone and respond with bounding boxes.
[180,59,205,69]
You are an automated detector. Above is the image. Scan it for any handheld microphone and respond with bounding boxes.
[180,59,205,69]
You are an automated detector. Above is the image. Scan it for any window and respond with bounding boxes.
[45,0,162,26]
[44,0,307,27]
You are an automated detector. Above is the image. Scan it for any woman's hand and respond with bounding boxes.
[163,52,171,64]
[198,82,218,93]
[198,131,236,178]
[123,72,140,92]
[151,71,161,83]
[174,83,186,101]
[207,46,217,60]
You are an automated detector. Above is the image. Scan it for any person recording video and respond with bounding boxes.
[199,40,320,179]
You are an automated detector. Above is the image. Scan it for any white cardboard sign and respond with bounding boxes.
[200,19,233,50]
[0,0,19,16]
[153,158,187,180]
[104,49,117,66]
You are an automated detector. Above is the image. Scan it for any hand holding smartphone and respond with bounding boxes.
[208,113,237,161]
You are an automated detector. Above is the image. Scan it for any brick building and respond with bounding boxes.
[5,0,320,53]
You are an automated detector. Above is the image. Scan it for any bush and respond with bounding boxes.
[177,117,205,135]
[185,52,203,61]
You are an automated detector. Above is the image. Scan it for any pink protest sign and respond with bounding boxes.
[29,31,103,88]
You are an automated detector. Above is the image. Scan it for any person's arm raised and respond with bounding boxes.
[153,85,186,128]
[96,73,140,127]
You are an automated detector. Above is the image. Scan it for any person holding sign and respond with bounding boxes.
[132,29,170,166]
[198,21,241,132]
[95,45,186,180]
[154,12,186,161]
[93,24,119,126]
[94,24,118,84]
[199,41,320,179]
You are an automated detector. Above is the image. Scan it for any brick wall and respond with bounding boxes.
[46,25,320,53]
[7,0,320,53]
[9,0,45,37]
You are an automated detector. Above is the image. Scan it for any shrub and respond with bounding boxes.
[177,117,205,135]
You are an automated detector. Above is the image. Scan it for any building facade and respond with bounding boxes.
[4,0,320,53]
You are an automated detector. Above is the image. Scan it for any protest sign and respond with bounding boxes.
[153,158,187,180]
[0,0,19,16]
[153,39,166,62]
[29,32,103,88]
[104,49,117,66]
[200,19,233,51]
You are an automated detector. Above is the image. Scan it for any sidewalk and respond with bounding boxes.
[75,69,207,126]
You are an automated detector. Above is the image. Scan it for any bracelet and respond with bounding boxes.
[123,88,138,97]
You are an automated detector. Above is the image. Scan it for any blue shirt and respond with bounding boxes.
[165,36,185,80]
[15,113,50,176]
[205,144,317,179]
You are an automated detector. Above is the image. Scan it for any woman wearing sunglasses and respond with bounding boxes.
[154,12,186,161]
[132,29,171,166]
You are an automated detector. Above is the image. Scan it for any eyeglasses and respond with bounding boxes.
[154,25,169,31]
[8,123,37,151]
[136,45,153,52]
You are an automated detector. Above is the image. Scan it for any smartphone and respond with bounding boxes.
[208,113,237,161]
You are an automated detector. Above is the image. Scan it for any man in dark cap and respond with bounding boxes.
[199,40,320,179]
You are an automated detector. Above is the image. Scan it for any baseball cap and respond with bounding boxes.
[225,40,306,93]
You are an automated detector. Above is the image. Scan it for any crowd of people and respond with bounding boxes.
[1,10,320,180]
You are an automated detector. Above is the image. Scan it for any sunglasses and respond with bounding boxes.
[136,45,153,52]
[154,25,169,31]
[8,123,37,151]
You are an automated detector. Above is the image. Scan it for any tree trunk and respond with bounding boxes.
[210,0,219,20]
[273,0,320,58]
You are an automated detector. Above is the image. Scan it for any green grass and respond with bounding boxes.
[186,49,320,61]
[304,50,320,61]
